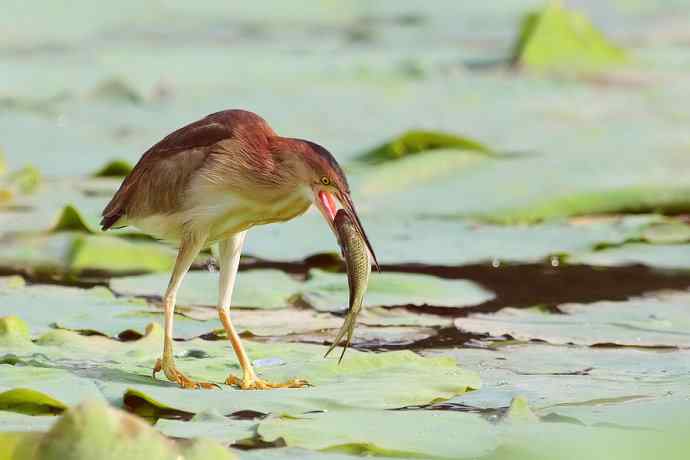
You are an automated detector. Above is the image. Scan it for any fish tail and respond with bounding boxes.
[324,314,356,363]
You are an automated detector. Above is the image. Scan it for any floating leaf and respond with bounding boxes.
[6,165,41,194]
[51,204,95,233]
[69,234,175,274]
[359,130,493,164]
[512,1,628,74]
[0,316,30,346]
[569,243,690,270]
[0,388,67,416]
[258,409,496,459]
[300,269,494,312]
[11,400,236,460]
[123,388,194,423]
[480,185,690,225]
[89,78,144,104]
[112,270,303,309]
[504,395,539,422]
[457,292,690,347]
[92,159,133,178]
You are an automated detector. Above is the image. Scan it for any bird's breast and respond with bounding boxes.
[200,188,312,243]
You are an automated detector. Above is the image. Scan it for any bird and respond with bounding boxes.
[101,109,378,390]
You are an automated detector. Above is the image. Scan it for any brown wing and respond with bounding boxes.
[100,110,276,230]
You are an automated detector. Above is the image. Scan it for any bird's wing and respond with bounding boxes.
[101,110,275,230]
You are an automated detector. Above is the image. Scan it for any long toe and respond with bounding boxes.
[153,359,219,390]
[225,374,310,390]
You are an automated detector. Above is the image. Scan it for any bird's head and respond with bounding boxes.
[281,138,379,269]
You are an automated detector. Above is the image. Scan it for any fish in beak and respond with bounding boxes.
[315,189,380,271]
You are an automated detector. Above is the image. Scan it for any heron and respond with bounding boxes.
[101,109,377,390]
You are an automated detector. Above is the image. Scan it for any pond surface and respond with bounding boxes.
[2,1,690,459]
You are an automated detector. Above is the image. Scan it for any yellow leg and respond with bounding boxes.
[217,233,309,390]
[152,232,218,390]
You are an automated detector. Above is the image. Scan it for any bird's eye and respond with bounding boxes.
[320,176,331,186]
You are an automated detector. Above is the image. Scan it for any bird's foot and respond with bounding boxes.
[153,358,219,390]
[225,373,310,390]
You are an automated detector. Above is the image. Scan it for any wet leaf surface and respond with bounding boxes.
[299,269,494,312]
[456,292,690,347]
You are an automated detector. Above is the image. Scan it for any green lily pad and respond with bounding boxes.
[89,78,144,104]
[569,243,690,270]
[484,417,689,460]
[0,366,105,409]
[52,204,96,233]
[92,159,134,178]
[123,388,195,423]
[431,343,690,430]
[69,234,175,274]
[0,283,169,338]
[357,149,488,196]
[258,409,496,459]
[111,270,303,309]
[456,292,690,347]
[6,165,41,194]
[512,2,628,75]
[359,130,494,164]
[479,185,690,225]
[0,316,31,345]
[0,388,67,415]
[8,400,236,460]
[300,269,494,312]
[155,413,257,445]
[1,320,479,419]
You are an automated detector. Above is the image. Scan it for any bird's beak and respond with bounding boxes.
[314,188,380,270]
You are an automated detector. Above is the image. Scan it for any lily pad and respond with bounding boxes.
[479,185,690,225]
[69,234,175,274]
[5,400,236,460]
[155,415,257,445]
[0,366,105,409]
[92,159,134,178]
[569,243,690,270]
[512,2,628,75]
[0,388,67,415]
[456,292,690,347]
[359,130,493,164]
[52,204,97,233]
[0,283,168,338]
[111,270,303,309]
[435,343,690,420]
[258,409,496,459]
[6,165,41,194]
[299,269,494,312]
[89,78,144,104]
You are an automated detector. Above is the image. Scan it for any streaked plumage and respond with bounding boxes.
[101,109,377,390]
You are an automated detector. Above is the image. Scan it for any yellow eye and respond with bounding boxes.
[320,176,331,186]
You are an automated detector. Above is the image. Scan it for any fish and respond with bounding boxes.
[324,208,372,363]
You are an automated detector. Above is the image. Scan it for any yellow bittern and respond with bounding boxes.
[101,110,377,390]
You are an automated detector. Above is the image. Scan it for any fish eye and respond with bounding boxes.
[320,176,331,186]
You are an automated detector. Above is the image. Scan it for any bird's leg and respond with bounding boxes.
[153,232,218,390]
[217,232,308,390]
